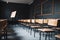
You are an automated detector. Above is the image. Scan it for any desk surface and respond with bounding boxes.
[53,27,60,30]
[31,25,40,28]
[38,28,54,32]
[55,34,60,38]
[0,19,7,29]
[0,19,7,21]
[56,28,60,30]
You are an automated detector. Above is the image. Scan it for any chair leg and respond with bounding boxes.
[4,28,7,40]
[45,33,47,40]
[0,36,2,40]
[39,31,41,40]
[55,38,57,40]
[4,32,7,40]
[5,29,7,40]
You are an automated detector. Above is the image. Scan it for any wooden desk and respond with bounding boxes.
[0,19,7,30]
[52,27,60,30]
[55,28,60,30]
[38,28,54,40]
[55,34,60,40]
[38,28,54,32]
[31,25,41,28]
[55,34,60,39]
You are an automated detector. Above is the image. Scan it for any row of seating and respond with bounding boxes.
[0,19,7,40]
[18,19,60,40]
[18,19,58,27]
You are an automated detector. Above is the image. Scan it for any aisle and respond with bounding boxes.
[6,24,55,40]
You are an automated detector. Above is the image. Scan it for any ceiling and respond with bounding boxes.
[2,0,34,4]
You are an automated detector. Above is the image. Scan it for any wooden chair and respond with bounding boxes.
[0,19,7,40]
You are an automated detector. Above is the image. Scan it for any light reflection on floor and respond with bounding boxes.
[6,24,56,40]
[12,24,39,40]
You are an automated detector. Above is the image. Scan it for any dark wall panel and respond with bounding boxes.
[30,0,60,19]
[0,1,30,20]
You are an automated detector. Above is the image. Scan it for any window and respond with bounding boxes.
[10,11,16,18]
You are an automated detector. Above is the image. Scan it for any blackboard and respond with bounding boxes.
[42,0,53,15]
[55,0,60,13]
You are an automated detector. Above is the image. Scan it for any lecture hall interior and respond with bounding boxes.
[0,0,60,40]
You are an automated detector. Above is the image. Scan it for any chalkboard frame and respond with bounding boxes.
[41,0,54,15]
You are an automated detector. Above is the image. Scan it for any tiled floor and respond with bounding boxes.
[4,24,57,40]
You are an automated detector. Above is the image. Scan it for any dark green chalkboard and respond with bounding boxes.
[41,0,54,15]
